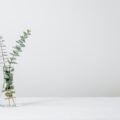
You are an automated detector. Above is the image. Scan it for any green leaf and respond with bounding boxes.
[11,91,15,93]
[11,62,17,64]
[23,32,27,36]
[7,59,11,64]
[20,36,24,39]
[10,57,16,61]
[14,45,22,52]
[27,29,31,35]
[3,66,8,71]
[20,43,25,47]
[21,39,25,42]
[14,54,19,56]
[10,53,14,56]
[10,86,14,89]
[10,68,14,72]
[4,74,9,79]
[13,50,19,56]
[9,73,13,79]
[20,36,26,42]
[16,40,23,44]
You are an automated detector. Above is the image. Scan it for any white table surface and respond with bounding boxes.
[0,97,120,120]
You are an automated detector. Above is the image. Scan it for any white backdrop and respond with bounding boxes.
[0,0,120,97]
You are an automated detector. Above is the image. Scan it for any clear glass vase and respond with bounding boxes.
[1,67,16,107]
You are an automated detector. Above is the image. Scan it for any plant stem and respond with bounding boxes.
[0,40,7,89]
[8,54,15,71]
[0,40,6,67]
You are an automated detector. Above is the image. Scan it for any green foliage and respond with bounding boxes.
[1,29,31,98]
[20,43,25,47]
[8,29,31,67]
[10,67,14,72]
[11,62,17,64]
[13,50,19,56]
[13,45,22,52]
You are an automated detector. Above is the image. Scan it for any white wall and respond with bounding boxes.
[0,0,120,97]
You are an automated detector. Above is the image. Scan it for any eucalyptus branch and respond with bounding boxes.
[0,38,7,67]
[0,29,31,106]
[8,29,31,71]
